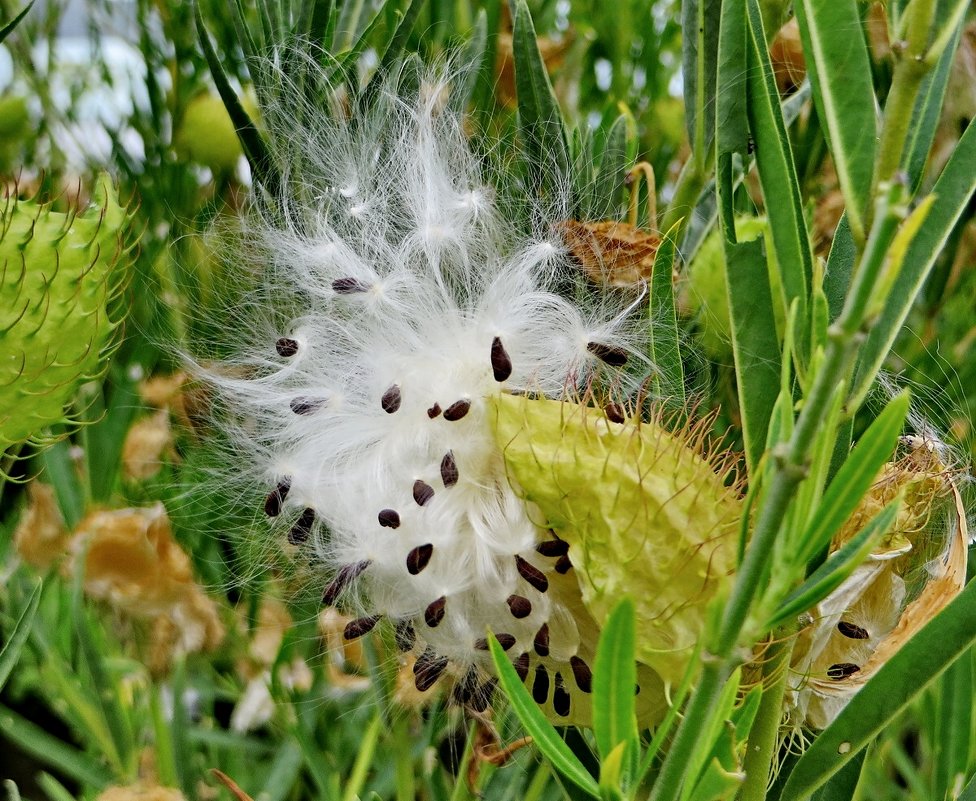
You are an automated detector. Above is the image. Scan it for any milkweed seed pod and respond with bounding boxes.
[197,61,672,724]
[787,436,968,730]
[0,177,132,463]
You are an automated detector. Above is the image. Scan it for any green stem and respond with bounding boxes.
[739,639,795,801]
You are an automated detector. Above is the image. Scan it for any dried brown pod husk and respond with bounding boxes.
[561,220,661,287]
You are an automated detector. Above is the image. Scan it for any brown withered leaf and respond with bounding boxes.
[562,220,661,287]
[770,18,806,96]
[14,481,70,569]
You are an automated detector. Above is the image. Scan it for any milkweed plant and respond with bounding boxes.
[1,0,975,800]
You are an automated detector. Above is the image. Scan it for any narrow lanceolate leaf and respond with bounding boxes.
[512,0,570,192]
[0,581,41,693]
[681,0,721,167]
[0,0,33,43]
[852,120,976,405]
[714,0,748,241]
[587,111,633,220]
[793,391,910,567]
[592,599,639,778]
[487,636,600,799]
[782,575,976,800]
[648,222,685,408]
[793,0,876,241]
[745,0,812,336]
[362,0,425,105]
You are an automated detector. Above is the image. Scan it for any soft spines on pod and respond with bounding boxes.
[0,177,133,461]
[194,61,659,724]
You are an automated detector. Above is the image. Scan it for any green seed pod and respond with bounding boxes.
[492,392,742,687]
[0,177,133,461]
[174,92,254,175]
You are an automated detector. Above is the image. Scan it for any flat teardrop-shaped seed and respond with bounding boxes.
[554,555,572,574]
[837,621,870,640]
[453,668,479,707]
[490,336,513,382]
[514,652,530,682]
[288,507,315,545]
[332,277,370,294]
[425,596,446,627]
[381,384,402,414]
[515,555,549,592]
[475,633,516,651]
[394,621,415,652]
[443,399,471,421]
[440,451,459,487]
[413,480,435,506]
[604,402,626,424]
[427,403,442,418]
[533,623,550,657]
[827,662,861,680]
[407,543,434,575]
[322,560,371,606]
[264,479,291,517]
[586,341,629,366]
[343,615,381,640]
[553,673,571,717]
[414,649,449,692]
[275,337,299,357]
[536,538,569,558]
[470,679,498,713]
[506,595,532,619]
[532,664,550,703]
[570,656,592,693]
[290,397,323,415]
[378,509,401,529]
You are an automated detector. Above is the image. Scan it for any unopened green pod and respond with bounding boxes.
[0,177,133,460]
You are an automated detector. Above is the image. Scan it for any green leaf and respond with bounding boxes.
[0,581,41,694]
[681,0,721,167]
[745,0,813,342]
[808,749,866,801]
[587,111,633,220]
[767,498,901,630]
[648,221,685,408]
[448,10,488,117]
[592,598,639,780]
[934,654,973,799]
[362,0,426,106]
[782,574,976,800]
[487,635,600,799]
[792,391,910,568]
[512,0,570,195]
[852,119,976,405]
[792,0,876,241]
[0,0,32,43]
[714,0,747,242]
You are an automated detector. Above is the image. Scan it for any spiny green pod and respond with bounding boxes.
[0,177,133,462]
[492,392,743,687]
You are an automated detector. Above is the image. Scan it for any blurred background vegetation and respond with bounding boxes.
[0,0,973,799]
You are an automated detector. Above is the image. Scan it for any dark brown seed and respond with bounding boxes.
[440,451,459,488]
[470,679,498,713]
[827,663,861,680]
[536,538,569,558]
[381,384,402,414]
[837,621,870,640]
[587,341,629,366]
[515,555,549,593]
[288,507,315,545]
[570,656,592,693]
[407,543,434,575]
[554,555,572,574]
[453,669,478,707]
[532,664,550,703]
[343,615,380,640]
[443,399,471,421]
[514,652,530,682]
[427,403,442,418]
[332,277,370,294]
[534,623,550,657]
[425,596,446,627]
[378,509,400,529]
[414,649,449,691]
[413,480,435,506]
[394,621,415,651]
[275,337,299,357]
[264,479,291,517]
[290,397,322,415]
[604,402,626,424]
[490,336,513,382]
[475,633,517,651]
[506,595,532,619]
[553,673,571,717]
[322,560,371,606]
